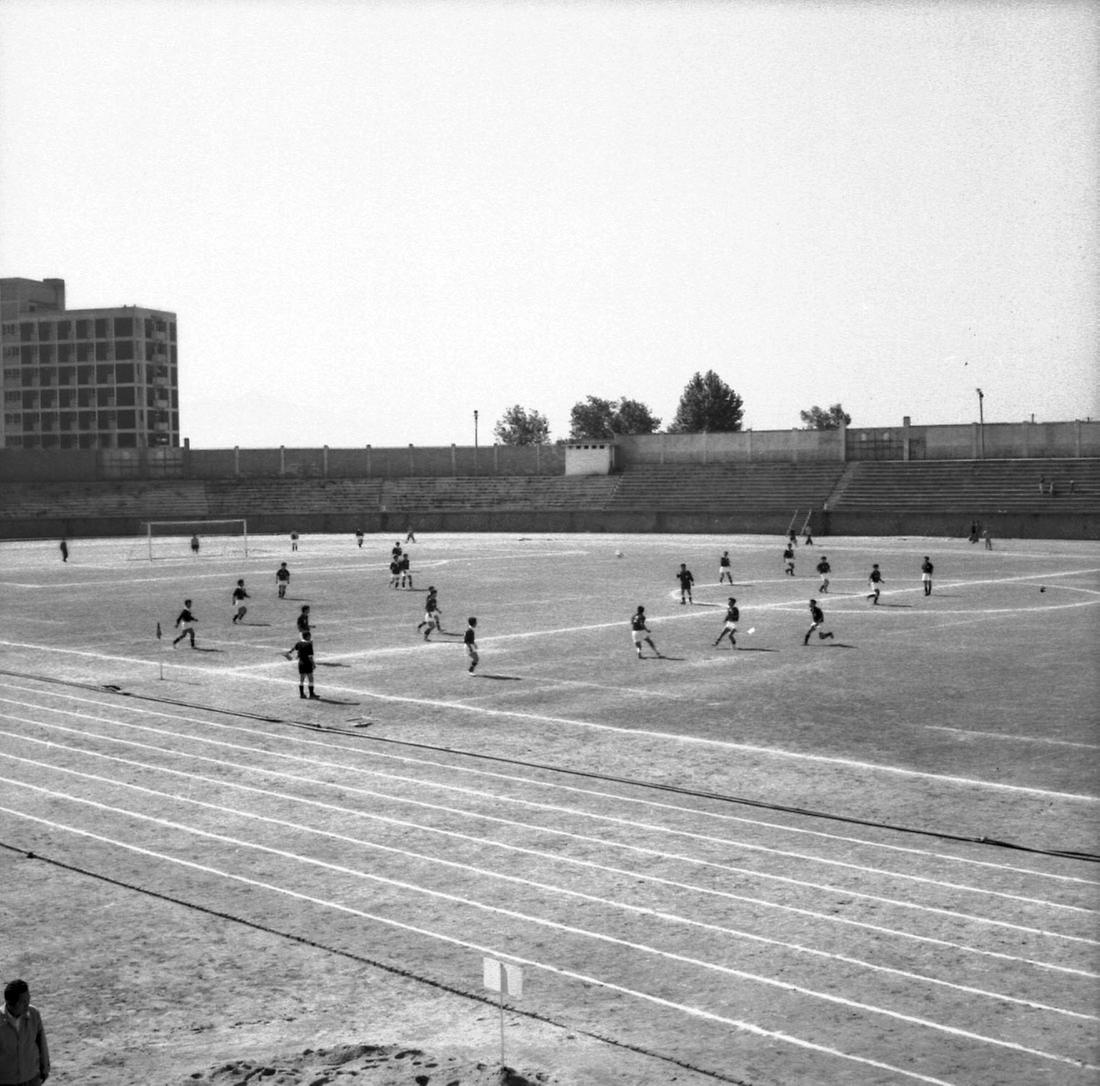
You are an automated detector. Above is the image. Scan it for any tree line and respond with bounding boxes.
[493,370,851,445]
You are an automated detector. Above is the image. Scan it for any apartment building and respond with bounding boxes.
[0,277,179,449]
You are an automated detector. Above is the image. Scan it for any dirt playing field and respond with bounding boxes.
[1,531,1097,1085]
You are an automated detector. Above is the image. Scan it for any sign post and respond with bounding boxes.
[483,957,523,1072]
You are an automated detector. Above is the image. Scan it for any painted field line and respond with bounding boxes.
[1,791,1094,1077]
[921,725,1100,751]
[4,718,1092,981]
[3,712,1095,950]
[1,636,1096,803]
[0,809,968,1086]
[6,749,1095,1024]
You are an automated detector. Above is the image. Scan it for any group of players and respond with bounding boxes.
[167,532,939,693]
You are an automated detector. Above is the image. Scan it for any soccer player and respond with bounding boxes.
[920,556,934,596]
[787,527,798,548]
[464,617,479,673]
[405,525,417,543]
[803,522,814,546]
[190,534,200,556]
[355,529,364,548]
[816,555,831,593]
[231,579,250,624]
[388,556,402,589]
[713,598,740,649]
[804,599,835,645]
[866,563,884,604]
[417,586,441,640]
[59,538,68,562]
[676,563,695,605]
[285,630,319,699]
[399,551,413,589]
[290,530,299,551]
[297,605,311,636]
[173,599,197,647]
[718,550,733,585]
[275,562,290,599]
[631,606,662,659]
[783,544,795,576]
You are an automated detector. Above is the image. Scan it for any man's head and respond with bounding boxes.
[4,979,29,1016]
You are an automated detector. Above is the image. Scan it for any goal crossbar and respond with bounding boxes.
[140,519,248,560]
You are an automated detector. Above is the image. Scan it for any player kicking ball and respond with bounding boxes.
[804,599,835,645]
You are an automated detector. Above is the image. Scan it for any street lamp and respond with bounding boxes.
[976,388,985,458]
[473,410,479,475]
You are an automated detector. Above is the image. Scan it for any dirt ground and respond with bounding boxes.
[4,808,721,1086]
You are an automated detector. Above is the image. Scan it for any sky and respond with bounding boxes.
[1,0,1096,449]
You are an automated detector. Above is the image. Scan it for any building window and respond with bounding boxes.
[114,317,133,337]
[94,318,108,338]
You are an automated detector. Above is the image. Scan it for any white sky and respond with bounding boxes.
[1,0,1096,448]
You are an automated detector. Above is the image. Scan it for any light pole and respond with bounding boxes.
[473,410,479,475]
[976,388,984,458]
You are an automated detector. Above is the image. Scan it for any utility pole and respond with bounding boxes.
[976,388,985,458]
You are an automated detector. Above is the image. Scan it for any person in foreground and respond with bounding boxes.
[1,978,50,1086]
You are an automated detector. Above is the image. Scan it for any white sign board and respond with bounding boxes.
[483,957,523,998]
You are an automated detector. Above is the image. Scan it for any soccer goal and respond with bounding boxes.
[136,519,248,560]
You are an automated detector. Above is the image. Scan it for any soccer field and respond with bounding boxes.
[1,531,1098,1085]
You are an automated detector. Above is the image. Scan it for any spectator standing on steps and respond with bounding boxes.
[1,978,50,1086]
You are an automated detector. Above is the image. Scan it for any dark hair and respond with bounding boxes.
[467,617,477,626]
[4,979,28,1003]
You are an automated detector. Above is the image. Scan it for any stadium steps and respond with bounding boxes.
[606,463,846,511]
[379,475,621,511]
[828,458,1100,511]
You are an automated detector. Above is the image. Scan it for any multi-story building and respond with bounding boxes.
[0,277,179,449]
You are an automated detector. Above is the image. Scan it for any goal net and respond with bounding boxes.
[135,519,248,560]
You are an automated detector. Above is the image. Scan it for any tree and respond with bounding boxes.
[668,371,744,433]
[493,404,551,446]
[800,403,851,430]
[568,395,661,440]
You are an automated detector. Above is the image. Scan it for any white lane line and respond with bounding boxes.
[1,792,1094,1076]
[9,682,1095,889]
[920,725,1100,751]
[0,806,969,1086]
[2,714,1095,950]
[7,653,1095,801]
[5,750,1094,1024]
[3,726,1091,981]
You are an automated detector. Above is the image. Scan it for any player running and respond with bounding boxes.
[816,555,831,593]
[804,600,835,645]
[417,587,442,640]
[713,598,740,649]
[231,579,250,624]
[867,563,884,605]
[172,599,198,647]
[631,606,663,659]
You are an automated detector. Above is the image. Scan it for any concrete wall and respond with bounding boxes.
[2,419,1097,483]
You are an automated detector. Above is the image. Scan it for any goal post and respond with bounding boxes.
[137,519,248,560]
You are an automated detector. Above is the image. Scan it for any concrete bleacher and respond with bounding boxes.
[829,458,1100,512]
[607,463,845,512]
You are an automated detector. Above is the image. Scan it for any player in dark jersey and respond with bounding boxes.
[417,587,441,640]
[173,599,197,647]
[231,579,250,624]
[676,563,695,605]
[783,544,795,576]
[866,563,884,604]
[389,557,402,589]
[718,551,733,585]
[464,617,479,673]
[399,552,413,589]
[285,630,319,699]
[713,598,740,649]
[297,605,311,636]
[816,556,831,593]
[920,556,934,596]
[355,529,364,548]
[275,562,290,599]
[631,606,662,659]
[804,600,835,645]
